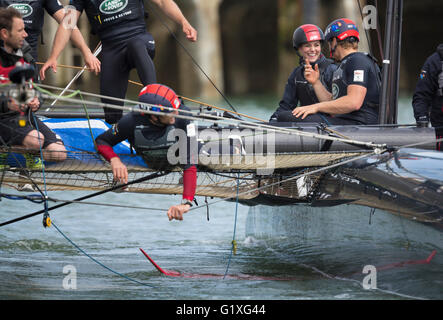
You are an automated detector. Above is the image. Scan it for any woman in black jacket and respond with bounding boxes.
[270,24,337,123]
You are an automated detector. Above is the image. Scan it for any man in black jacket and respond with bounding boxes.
[0,7,66,168]
[412,44,443,150]
[412,44,443,128]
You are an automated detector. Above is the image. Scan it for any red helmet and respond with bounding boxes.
[292,24,325,50]
[324,18,360,42]
[138,83,181,113]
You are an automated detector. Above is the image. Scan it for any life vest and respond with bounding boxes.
[0,57,26,84]
[294,55,334,106]
[133,124,176,170]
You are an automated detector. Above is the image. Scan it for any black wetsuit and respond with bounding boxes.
[277,52,381,125]
[0,0,64,61]
[70,0,157,124]
[95,106,197,200]
[270,55,336,122]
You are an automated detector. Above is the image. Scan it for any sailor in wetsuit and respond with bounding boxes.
[0,0,100,66]
[270,24,337,122]
[39,0,197,125]
[0,7,66,167]
[95,83,197,221]
[289,18,381,125]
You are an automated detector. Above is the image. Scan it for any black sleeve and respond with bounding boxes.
[412,53,439,120]
[323,63,338,92]
[270,69,299,120]
[45,0,64,16]
[95,113,135,147]
[343,54,373,89]
[69,0,85,12]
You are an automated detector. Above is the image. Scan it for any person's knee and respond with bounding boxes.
[44,142,67,162]
[23,130,45,150]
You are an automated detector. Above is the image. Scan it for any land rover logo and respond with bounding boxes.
[99,0,128,14]
[8,4,33,18]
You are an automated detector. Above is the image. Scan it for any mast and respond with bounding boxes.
[378,0,403,124]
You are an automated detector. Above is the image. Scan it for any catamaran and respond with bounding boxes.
[1,0,442,234]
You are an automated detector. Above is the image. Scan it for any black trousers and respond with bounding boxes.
[101,32,157,124]
[276,111,363,125]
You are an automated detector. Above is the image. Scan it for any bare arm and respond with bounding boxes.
[52,9,101,74]
[292,85,367,119]
[312,76,333,102]
[39,9,80,80]
[150,0,197,42]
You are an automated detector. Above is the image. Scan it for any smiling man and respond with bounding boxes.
[0,0,100,66]
[290,18,381,125]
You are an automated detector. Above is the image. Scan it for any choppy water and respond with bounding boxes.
[1,97,441,302]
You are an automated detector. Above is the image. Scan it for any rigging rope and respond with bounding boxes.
[145,1,239,116]
[31,112,51,227]
[127,79,267,123]
[0,171,169,227]
[223,173,240,280]
[51,220,157,288]
[33,83,388,151]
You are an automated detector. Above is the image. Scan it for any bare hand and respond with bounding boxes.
[39,58,58,81]
[167,204,191,221]
[110,157,128,184]
[183,21,197,42]
[27,97,40,112]
[84,52,101,75]
[304,58,320,85]
[292,104,319,119]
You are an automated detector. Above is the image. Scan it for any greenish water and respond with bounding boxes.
[1,95,441,304]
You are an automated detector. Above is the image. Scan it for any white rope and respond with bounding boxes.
[46,44,102,110]
[35,83,388,150]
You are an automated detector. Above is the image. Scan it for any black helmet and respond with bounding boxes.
[292,24,325,50]
[324,18,360,42]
